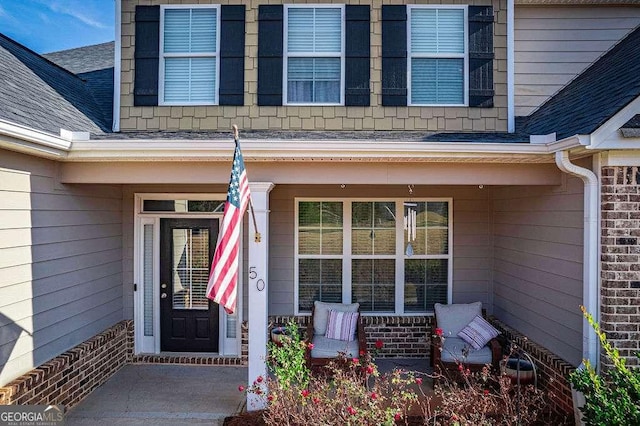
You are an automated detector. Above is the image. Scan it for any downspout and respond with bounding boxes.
[555,151,599,368]
[507,0,515,133]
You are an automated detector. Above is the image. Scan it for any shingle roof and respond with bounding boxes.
[91,129,529,143]
[521,25,640,140]
[44,42,114,74]
[44,42,115,132]
[0,34,110,135]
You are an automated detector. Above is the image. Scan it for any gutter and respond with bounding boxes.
[0,119,71,158]
[555,150,599,369]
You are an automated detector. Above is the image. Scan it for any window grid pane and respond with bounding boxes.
[411,58,463,104]
[404,259,448,312]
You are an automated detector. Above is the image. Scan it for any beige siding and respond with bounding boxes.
[491,175,584,366]
[268,185,492,315]
[120,0,508,132]
[0,149,123,386]
[515,6,640,116]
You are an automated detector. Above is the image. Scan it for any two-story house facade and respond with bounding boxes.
[1,0,640,416]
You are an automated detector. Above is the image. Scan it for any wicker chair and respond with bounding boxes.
[305,301,367,375]
[431,302,502,375]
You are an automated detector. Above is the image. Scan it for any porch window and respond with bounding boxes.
[160,6,220,105]
[284,5,344,105]
[296,199,451,314]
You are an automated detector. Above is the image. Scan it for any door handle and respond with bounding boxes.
[161,293,167,299]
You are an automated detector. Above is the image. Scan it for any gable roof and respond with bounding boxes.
[521,25,640,140]
[44,42,114,131]
[0,34,111,136]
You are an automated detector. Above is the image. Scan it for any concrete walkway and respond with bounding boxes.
[66,364,247,425]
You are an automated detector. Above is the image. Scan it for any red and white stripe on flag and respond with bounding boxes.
[206,140,251,314]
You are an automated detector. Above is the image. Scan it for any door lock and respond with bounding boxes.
[161,293,167,299]
[161,283,167,289]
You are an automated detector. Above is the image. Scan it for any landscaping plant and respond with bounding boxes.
[569,306,640,426]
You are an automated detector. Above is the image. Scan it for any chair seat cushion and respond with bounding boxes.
[440,337,493,365]
[311,335,359,359]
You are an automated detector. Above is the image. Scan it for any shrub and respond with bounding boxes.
[569,306,640,426]
[266,321,310,390]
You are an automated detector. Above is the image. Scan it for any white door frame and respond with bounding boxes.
[133,193,243,356]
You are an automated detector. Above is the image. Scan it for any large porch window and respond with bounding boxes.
[296,199,452,314]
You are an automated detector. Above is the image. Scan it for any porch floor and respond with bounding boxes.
[65,364,247,425]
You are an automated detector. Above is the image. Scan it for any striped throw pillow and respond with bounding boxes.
[457,315,500,350]
[325,310,359,342]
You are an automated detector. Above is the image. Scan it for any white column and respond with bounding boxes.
[246,182,274,410]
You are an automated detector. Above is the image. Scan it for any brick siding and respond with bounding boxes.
[269,315,433,359]
[490,317,575,416]
[0,321,132,408]
[601,166,640,367]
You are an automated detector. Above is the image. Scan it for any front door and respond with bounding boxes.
[160,218,219,352]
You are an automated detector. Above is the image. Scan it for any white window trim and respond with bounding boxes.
[283,4,346,106]
[294,198,453,316]
[407,5,468,107]
[159,4,221,106]
[133,193,242,357]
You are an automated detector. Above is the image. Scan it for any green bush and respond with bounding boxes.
[569,306,640,425]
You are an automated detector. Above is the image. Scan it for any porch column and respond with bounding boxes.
[247,182,274,410]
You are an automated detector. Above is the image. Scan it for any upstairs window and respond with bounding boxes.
[160,6,220,105]
[408,6,467,105]
[284,5,344,105]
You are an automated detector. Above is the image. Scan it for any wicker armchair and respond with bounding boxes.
[305,301,367,374]
[431,302,502,375]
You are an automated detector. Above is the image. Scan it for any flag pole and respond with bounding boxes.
[233,125,261,243]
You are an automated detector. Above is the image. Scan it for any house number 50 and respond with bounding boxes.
[249,267,265,291]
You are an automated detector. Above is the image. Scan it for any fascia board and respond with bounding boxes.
[588,96,640,149]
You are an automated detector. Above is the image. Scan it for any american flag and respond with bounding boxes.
[206,139,251,314]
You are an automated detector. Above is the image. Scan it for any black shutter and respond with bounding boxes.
[468,6,494,108]
[134,6,160,106]
[257,5,283,106]
[219,5,245,106]
[381,6,407,106]
[345,6,370,106]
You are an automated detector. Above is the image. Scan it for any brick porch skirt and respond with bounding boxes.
[1,315,575,416]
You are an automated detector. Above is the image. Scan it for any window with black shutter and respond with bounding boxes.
[382,5,494,108]
[133,4,245,107]
[257,5,370,106]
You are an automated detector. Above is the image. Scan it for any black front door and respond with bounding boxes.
[160,218,219,352]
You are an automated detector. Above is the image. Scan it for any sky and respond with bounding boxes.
[0,0,114,53]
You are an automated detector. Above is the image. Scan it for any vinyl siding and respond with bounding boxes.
[491,175,584,366]
[268,185,492,315]
[0,149,123,386]
[515,6,640,116]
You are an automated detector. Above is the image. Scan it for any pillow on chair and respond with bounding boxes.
[457,315,500,350]
[313,301,360,335]
[434,302,482,336]
[325,310,359,341]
